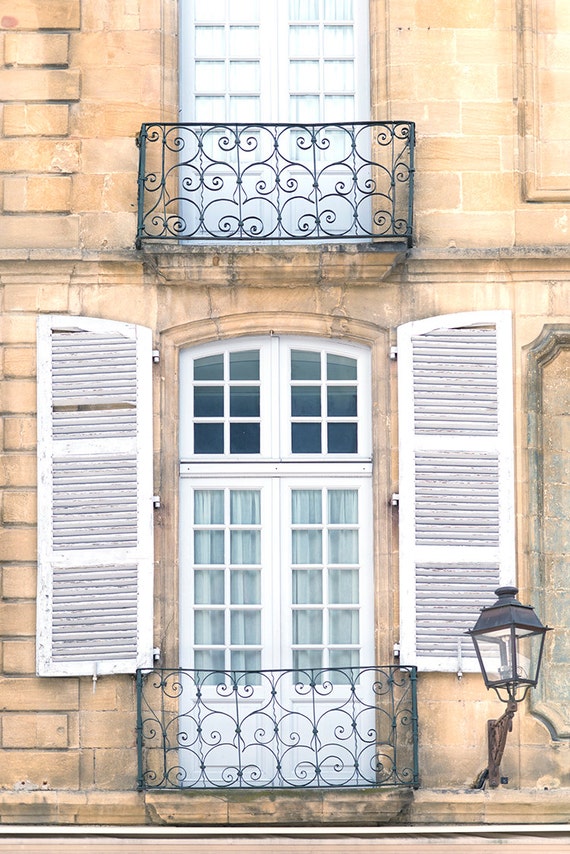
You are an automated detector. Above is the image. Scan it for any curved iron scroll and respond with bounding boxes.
[136,122,414,246]
[136,666,418,790]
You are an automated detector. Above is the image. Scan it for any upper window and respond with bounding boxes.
[179,0,370,123]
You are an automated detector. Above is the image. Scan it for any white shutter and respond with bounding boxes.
[397,311,515,671]
[36,315,154,676]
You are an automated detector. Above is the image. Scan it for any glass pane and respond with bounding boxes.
[329,649,359,670]
[195,97,226,122]
[230,490,260,524]
[194,569,225,604]
[324,59,354,92]
[289,95,320,123]
[327,353,357,380]
[231,610,261,644]
[329,529,358,564]
[194,386,224,417]
[194,530,225,564]
[194,610,224,644]
[327,386,357,417]
[229,0,260,22]
[290,60,320,91]
[324,0,353,20]
[229,26,260,56]
[230,422,260,453]
[327,422,357,453]
[328,489,357,524]
[231,651,261,682]
[289,0,319,20]
[291,386,321,416]
[194,422,224,453]
[195,0,225,23]
[194,490,224,524]
[289,25,319,57]
[293,610,322,644]
[292,569,323,603]
[230,530,260,564]
[230,569,261,604]
[329,609,359,643]
[195,27,226,58]
[291,349,321,380]
[195,61,225,93]
[293,649,323,675]
[292,422,321,453]
[195,649,225,677]
[329,569,358,603]
[324,94,354,120]
[229,96,260,121]
[229,61,260,93]
[230,350,259,380]
[292,530,322,564]
[323,25,354,57]
[194,353,224,381]
[230,386,260,417]
[292,489,322,524]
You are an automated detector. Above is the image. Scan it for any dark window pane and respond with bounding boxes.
[291,349,321,380]
[291,385,321,416]
[230,350,259,380]
[230,386,260,417]
[327,422,357,453]
[327,385,357,416]
[292,422,321,453]
[194,422,224,453]
[194,386,224,417]
[194,353,224,381]
[230,422,260,453]
[327,353,357,380]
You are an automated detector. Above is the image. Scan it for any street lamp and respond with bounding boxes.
[467,586,551,788]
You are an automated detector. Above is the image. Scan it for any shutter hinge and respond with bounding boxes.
[391,493,399,507]
[153,647,161,662]
[389,345,398,360]
[152,349,160,364]
[153,495,161,509]
[393,642,401,658]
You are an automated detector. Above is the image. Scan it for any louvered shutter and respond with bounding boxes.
[397,311,515,672]
[36,315,154,676]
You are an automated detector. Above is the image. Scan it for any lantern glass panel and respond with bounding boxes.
[474,627,543,688]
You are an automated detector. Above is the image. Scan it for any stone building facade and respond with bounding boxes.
[0,0,569,829]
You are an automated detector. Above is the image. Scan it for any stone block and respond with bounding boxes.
[93,747,138,790]
[1,564,37,601]
[4,32,69,66]
[462,171,517,211]
[2,417,36,451]
[3,104,69,137]
[0,215,79,250]
[2,714,68,748]
[79,212,137,251]
[80,710,136,749]
[415,0,496,28]
[2,346,35,378]
[0,454,36,488]
[0,315,37,346]
[0,528,36,563]
[80,138,138,174]
[0,378,36,414]
[0,68,80,102]
[0,676,79,712]
[2,640,36,675]
[4,176,72,213]
[0,749,79,790]
[3,282,70,312]
[0,138,79,173]
[0,1,80,30]
[2,490,36,525]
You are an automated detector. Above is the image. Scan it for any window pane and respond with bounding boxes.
[194,386,224,417]
[231,610,261,644]
[329,569,358,603]
[230,349,259,379]
[195,97,226,122]
[229,61,260,93]
[327,353,357,380]
[324,94,354,120]
[230,490,260,524]
[194,530,225,564]
[230,530,261,564]
[230,386,260,417]
[329,529,358,563]
[292,489,322,523]
[194,422,224,453]
[329,609,359,643]
[229,96,260,121]
[230,422,260,453]
[194,569,225,604]
[194,353,224,381]
[289,0,319,20]
[292,386,321,416]
[291,349,321,380]
[195,27,226,58]
[195,61,226,93]
[292,529,322,564]
[231,569,261,604]
[327,385,357,416]
[195,649,225,675]
[289,25,319,56]
[327,422,357,453]
[229,0,260,22]
[329,649,359,670]
[292,422,321,453]
[194,490,224,524]
[293,649,322,675]
[324,60,354,92]
[289,95,320,123]
[195,0,225,23]
[290,60,320,91]
[229,26,260,56]
[328,489,357,524]
[323,25,354,57]
[231,651,261,682]
[195,610,224,644]
[324,0,353,21]
[292,569,323,603]
[293,610,322,643]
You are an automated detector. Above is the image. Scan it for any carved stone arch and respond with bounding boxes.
[527,325,570,738]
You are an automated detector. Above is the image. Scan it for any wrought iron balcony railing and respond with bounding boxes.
[136,122,414,247]
[136,666,418,790]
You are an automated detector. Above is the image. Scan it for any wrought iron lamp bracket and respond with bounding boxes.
[487,699,517,788]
